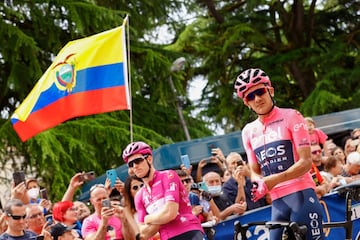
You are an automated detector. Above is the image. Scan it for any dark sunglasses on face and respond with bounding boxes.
[7,213,27,220]
[312,150,322,155]
[132,183,144,191]
[182,178,192,184]
[245,88,267,101]
[128,156,147,168]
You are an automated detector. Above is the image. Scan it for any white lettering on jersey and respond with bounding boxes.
[252,127,283,146]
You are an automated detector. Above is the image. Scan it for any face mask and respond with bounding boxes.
[207,185,222,195]
[27,187,40,199]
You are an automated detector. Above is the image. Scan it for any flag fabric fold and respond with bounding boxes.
[11,20,130,142]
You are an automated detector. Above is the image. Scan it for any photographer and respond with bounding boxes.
[223,152,269,210]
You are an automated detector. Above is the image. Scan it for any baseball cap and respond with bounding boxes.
[50,223,76,240]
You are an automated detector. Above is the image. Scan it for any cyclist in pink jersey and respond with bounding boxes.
[122,141,204,240]
[234,68,324,239]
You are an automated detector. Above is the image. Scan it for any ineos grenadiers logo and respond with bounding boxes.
[309,212,322,239]
[255,140,295,176]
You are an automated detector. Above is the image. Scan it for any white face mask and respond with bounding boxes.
[27,187,40,199]
[207,185,222,195]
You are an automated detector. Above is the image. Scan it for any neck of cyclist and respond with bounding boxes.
[250,89,275,119]
[138,161,154,182]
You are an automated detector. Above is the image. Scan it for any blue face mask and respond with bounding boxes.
[207,185,222,195]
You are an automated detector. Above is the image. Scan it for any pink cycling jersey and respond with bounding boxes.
[81,213,123,240]
[135,170,203,240]
[242,106,316,200]
[309,128,328,146]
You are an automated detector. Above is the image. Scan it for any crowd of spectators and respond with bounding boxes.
[0,126,359,240]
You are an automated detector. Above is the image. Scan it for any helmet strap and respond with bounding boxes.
[141,160,152,179]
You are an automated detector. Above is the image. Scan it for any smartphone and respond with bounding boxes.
[40,188,48,200]
[204,156,213,163]
[180,155,191,169]
[36,236,44,240]
[102,199,111,209]
[207,143,217,156]
[106,169,118,188]
[79,171,96,182]
[198,181,208,191]
[13,171,25,186]
[45,214,53,224]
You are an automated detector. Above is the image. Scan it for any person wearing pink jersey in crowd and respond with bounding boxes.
[234,68,324,240]
[122,141,204,240]
[304,117,328,147]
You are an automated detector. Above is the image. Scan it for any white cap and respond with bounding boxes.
[347,152,360,165]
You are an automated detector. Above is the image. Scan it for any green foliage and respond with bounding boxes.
[300,79,349,116]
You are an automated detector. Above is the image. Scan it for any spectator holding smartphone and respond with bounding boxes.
[26,179,52,214]
[81,184,135,240]
[122,141,204,240]
[234,68,324,239]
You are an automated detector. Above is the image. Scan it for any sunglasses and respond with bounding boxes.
[132,183,144,191]
[28,212,43,219]
[128,156,148,168]
[245,88,267,101]
[7,213,26,220]
[311,150,322,155]
[181,178,192,184]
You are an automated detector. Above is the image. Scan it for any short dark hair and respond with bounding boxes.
[4,199,24,214]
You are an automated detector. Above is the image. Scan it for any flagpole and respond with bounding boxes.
[124,15,133,142]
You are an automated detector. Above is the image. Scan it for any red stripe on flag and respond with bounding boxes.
[13,86,129,141]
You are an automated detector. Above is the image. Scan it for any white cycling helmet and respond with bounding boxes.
[234,68,271,99]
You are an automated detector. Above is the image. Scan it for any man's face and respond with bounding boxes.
[26,205,45,233]
[179,176,192,193]
[226,156,241,172]
[6,206,27,233]
[73,201,90,221]
[90,187,109,212]
[348,164,360,176]
[204,172,222,187]
[127,154,151,178]
[306,121,315,133]
[311,145,322,165]
[243,85,274,115]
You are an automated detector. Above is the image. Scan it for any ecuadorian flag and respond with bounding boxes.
[11,20,130,142]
